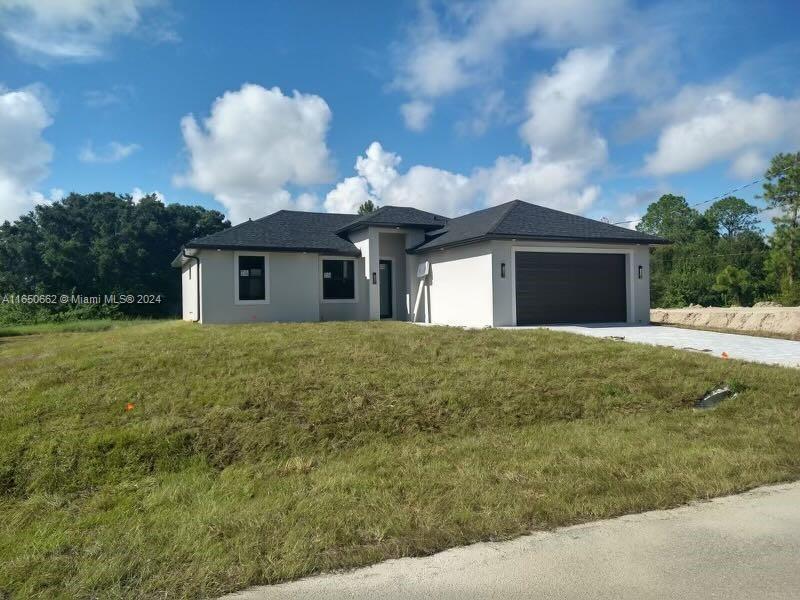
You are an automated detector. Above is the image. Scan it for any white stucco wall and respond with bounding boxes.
[490,240,651,326]
[180,261,198,321]
[419,242,494,328]
[198,250,321,324]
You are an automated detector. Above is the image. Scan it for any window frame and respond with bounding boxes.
[233,251,270,305]
[320,256,358,303]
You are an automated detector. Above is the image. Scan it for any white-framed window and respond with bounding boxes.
[320,256,357,303]
[234,251,270,304]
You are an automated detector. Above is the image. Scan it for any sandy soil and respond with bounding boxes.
[650,307,800,338]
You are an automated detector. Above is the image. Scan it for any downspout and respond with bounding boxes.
[183,249,201,323]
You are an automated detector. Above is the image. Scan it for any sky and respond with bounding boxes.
[1,0,799,228]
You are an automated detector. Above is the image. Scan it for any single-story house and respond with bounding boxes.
[171,200,668,327]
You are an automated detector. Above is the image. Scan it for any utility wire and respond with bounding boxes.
[612,160,799,226]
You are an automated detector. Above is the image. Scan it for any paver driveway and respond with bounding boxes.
[519,324,800,368]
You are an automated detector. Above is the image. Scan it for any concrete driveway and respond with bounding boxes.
[525,324,800,368]
[222,482,800,600]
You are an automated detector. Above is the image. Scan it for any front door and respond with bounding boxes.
[379,260,392,319]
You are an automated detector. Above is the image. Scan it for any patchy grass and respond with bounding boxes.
[0,320,798,599]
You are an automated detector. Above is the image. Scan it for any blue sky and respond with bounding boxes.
[1,1,799,227]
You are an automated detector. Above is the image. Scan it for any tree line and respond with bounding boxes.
[636,152,800,307]
[0,193,229,323]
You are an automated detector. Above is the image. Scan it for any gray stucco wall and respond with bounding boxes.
[378,232,408,321]
[194,249,370,324]
[490,240,651,326]
[199,249,320,323]
[319,256,370,321]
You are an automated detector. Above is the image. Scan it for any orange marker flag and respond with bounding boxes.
[125,402,135,411]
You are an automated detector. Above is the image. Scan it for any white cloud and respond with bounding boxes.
[0,0,175,62]
[456,89,509,136]
[393,0,627,129]
[520,46,613,164]
[0,85,54,223]
[131,187,165,203]
[79,140,140,163]
[326,47,612,217]
[175,84,335,223]
[400,100,434,132]
[642,87,800,176]
[729,150,767,179]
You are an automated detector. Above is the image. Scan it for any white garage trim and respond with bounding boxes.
[510,245,635,326]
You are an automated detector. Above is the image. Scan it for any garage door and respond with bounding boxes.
[515,252,627,325]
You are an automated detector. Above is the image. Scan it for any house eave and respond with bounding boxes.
[408,233,671,254]
[184,242,361,257]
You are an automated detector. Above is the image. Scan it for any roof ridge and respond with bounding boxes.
[485,200,522,234]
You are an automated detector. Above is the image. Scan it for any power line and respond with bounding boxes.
[612,159,799,226]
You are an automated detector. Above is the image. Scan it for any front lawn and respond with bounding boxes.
[1,321,798,598]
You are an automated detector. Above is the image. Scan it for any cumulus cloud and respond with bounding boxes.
[79,141,140,163]
[0,0,176,62]
[641,87,800,177]
[175,84,335,223]
[393,0,627,129]
[326,47,613,216]
[520,46,614,164]
[0,85,54,223]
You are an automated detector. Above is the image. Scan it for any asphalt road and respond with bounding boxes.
[221,481,800,600]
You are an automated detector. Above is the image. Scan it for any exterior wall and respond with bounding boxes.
[418,242,494,328]
[404,229,427,321]
[319,256,370,321]
[378,232,408,320]
[180,261,198,321]
[490,240,651,326]
[350,228,380,320]
[198,250,320,324]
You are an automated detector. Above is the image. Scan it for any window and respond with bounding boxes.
[238,255,266,301]
[322,259,355,300]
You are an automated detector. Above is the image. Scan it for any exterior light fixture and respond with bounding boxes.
[638,265,644,279]
[372,272,377,284]
[501,263,506,278]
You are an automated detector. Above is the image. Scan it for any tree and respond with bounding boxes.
[760,152,800,303]
[0,193,229,319]
[636,194,701,242]
[712,265,752,306]
[357,199,377,215]
[705,196,759,238]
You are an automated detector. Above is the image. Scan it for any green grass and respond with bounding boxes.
[0,320,798,599]
[0,319,140,338]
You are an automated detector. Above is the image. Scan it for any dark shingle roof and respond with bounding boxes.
[336,205,447,233]
[185,210,360,256]
[410,200,668,252]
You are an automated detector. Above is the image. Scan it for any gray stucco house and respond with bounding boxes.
[172,200,668,327]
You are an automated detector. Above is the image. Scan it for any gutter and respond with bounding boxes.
[182,249,201,323]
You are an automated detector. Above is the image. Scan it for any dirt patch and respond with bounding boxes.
[651,307,800,339]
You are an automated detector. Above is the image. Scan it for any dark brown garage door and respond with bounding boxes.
[515,252,627,325]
